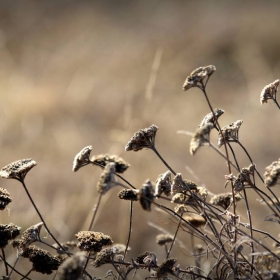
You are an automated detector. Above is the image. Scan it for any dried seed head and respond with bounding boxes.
[157,258,177,278]
[111,243,131,254]
[0,188,12,210]
[171,173,197,195]
[91,154,130,173]
[174,204,189,215]
[199,108,224,128]
[72,146,92,172]
[118,189,138,201]
[190,123,213,155]
[171,193,187,204]
[94,247,119,267]
[156,234,173,246]
[53,241,77,255]
[17,222,44,253]
[0,223,21,248]
[154,171,172,197]
[138,180,154,211]
[264,158,280,187]
[97,162,117,195]
[183,65,216,91]
[183,214,206,228]
[196,186,208,200]
[218,120,243,147]
[22,245,61,274]
[125,124,158,152]
[0,159,37,181]
[75,231,113,252]
[260,79,279,104]
[56,252,86,280]
[210,193,242,210]
[225,174,245,193]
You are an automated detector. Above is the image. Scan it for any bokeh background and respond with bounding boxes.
[1,1,280,278]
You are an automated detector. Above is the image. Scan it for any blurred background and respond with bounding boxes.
[1,0,280,278]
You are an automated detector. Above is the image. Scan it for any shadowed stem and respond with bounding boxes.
[19,179,67,254]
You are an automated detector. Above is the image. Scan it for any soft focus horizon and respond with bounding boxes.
[1,1,280,277]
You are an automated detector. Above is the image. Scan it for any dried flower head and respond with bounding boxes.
[260,79,279,104]
[0,188,12,210]
[190,123,213,155]
[91,154,130,173]
[154,171,172,197]
[156,234,173,246]
[264,158,280,187]
[0,223,21,248]
[17,222,44,253]
[182,213,206,228]
[218,120,243,147]
[156,258,177,278]
[22,245,61,274]
[75,231,113,252]
[171,193,187,204]
[94,246,119,267]
[56,252,86,280]
[0,159,37,181]
[72,146,92,172]
[199,108,224,128]
[210,192,242,210]
[225,174,245,193]
[174,204,189,215]
[118,189,138,201]
[125,124,158,152]
[138,180,154,211]
[97,162,117,194]
[171,173,197,195]
[111,243,131,254]
[183,65,216,91]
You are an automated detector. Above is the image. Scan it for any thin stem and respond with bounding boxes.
[273,97,280,109]
[88,192,102,231]
[20,269,32,280]
[19,179,67,254]
[124,201,133,259]
[1,248,8,275]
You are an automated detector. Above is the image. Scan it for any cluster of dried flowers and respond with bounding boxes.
[0,65,280,279]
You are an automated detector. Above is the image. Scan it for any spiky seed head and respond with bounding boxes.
[190,123,213,155]
[0,159,37,181]
[264,158,280,187]
[218,120,243,147]
[75,231,113,252]
[91,154,130,173]
[72,146,92,172]
[183,65,216,91]
[0,223,21,248]
[260,79,279,104]
[125,124,158,152]
[22,245,61,274]
[56,252,86,280]
[0,188,12,210]
[118,189,138,201]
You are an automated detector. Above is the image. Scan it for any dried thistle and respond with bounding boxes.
[125,124,158,152]
[260,79,279,104]
[91,154,130,173]
[72,146,92,172]
[171,173,197,195]
[218,120,243,147]
[156,234,173,246]
[22,245,61,274]
[199,108,225,128]
[94,246,119,267]
[97,162,118,194]
[0,159,37,181]
[210,192,242,210]
[0,188,12,210]
[156,258,177,278]
[118,189,138,201]
[75,231,113,252]
[190,123,213,155]
[264,158,280,187]
[56,252,86,280]
[0,223,21,248]
[154,171,172,197]
[183,65,216,91]
[138,180,154,211]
